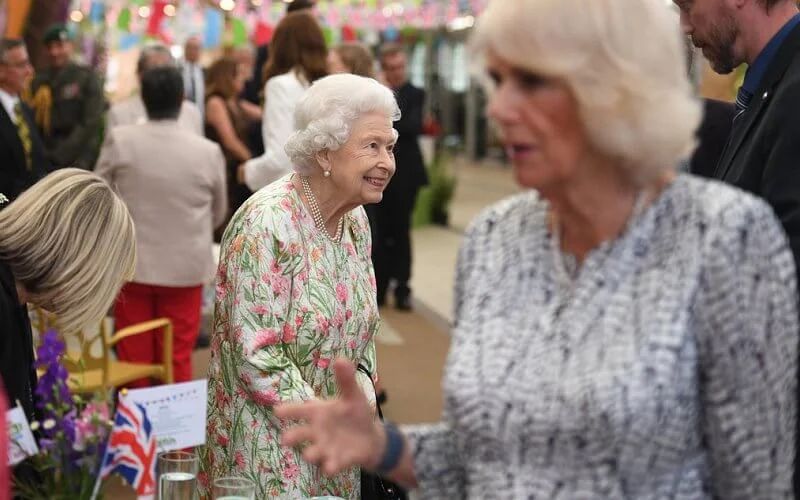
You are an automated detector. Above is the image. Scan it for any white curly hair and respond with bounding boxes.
[284,74,401,175]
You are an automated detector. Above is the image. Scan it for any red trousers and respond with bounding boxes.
[114,282,203,388]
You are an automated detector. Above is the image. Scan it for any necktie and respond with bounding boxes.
[716,86,753,178]
[188,65,197,103]
[734,86,753,120]
[13,102,32,171]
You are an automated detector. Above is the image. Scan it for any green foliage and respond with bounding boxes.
[412,150,457,227]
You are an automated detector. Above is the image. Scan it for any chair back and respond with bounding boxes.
[32,306,108,371]
[30,306,179,393]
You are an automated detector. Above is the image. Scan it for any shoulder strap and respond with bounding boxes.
[357,363,384,420]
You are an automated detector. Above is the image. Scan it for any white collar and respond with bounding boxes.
[0,89,19,117]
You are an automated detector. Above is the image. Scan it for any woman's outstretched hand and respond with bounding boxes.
[276,358,386,476]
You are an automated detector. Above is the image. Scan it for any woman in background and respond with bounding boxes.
[238,11,328,192]
[205,57,257,237]
[329,42,376,78]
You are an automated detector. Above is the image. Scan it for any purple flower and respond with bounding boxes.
[33,330,76,456]
[25,329,110,497]
[38,437,55,452]
[62,410,77,445]
[35,330,65,368]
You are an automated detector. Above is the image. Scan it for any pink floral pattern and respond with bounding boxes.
[199,176,379,499]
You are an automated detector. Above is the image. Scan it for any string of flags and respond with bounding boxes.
[68,0,487,51]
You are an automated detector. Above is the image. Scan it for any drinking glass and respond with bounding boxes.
[158,450,199,500]
[213,476,256,500]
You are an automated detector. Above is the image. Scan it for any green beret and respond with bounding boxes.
[43,25,71,45]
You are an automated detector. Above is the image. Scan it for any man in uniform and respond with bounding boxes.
[26,25,105,170]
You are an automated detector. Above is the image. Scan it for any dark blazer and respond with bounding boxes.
[689,99,736,179]
[714,22,800,279]
[0,101,48,202]
[0,261,37,424]
[389,82,429,194]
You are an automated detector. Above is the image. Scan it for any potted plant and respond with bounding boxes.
[427,151,456,226]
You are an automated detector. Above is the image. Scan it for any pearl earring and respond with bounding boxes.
[323,170,331,178]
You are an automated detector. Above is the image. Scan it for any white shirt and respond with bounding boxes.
[0,88,20,120]
[243,71,308,191]
[182,61,205,120]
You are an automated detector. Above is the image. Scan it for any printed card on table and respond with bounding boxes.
[6,406,39,466]
[126,379,208,452]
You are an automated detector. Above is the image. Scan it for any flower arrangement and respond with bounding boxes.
[13,330,112,500]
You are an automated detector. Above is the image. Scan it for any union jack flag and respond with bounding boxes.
[99,398,157,498]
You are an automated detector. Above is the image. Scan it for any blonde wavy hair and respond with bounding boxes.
[471,0,701,183]
[0,169,136,334]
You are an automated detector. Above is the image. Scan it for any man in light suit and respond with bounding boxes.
[0,39,48,202]
[182,35,205,123]
[677,0,800,492]
[95,66,227,386]
[107,44,202,135]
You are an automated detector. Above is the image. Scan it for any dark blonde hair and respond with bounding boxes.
[206,57,240,100]
[334,42,375,78]
[378,42,405,65]
[0,169,136,334]
[262,12,328,86]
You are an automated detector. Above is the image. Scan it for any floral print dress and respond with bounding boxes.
[199,175,379,499]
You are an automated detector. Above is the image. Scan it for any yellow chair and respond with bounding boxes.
[33,307,175,393]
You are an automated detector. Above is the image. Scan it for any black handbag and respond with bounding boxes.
[357,364,408,500]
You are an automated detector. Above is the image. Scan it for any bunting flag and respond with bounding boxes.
[3,0,34,38]
[203,7,224,48]
[117,7,132,31]
[341,24,357,42]
[89,0,105,24]
[145,0,167,37]
[252,21,273,45]
[87,0,490,51]
[230,18,248,47]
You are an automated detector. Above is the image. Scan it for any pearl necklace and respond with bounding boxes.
[300,175,344,242]
[550,190,648,288]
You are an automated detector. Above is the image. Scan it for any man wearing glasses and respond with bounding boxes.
[0,39,48,203]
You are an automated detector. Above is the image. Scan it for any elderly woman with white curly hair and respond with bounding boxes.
[276,0,798,498]
[199,73,398,499]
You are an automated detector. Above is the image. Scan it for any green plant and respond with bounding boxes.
[412,150,457,227]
